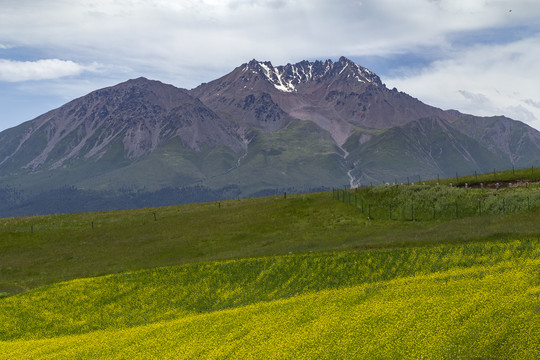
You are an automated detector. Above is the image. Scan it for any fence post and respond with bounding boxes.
[433,204,436,220]
[389,204,392,220]
[411,203,414,221]
[478,200,482,216]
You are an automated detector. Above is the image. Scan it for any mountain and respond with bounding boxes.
[344,116,511,185]
[452,115,540,168]
[1,57,540,216]
[192,56,458,145]
[0,78,245,192]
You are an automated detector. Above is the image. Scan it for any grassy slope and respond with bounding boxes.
[205,120,349,193]
[3,176,540,358]
[345,118,511,183]
[2,239,539,341]
[1,245,540,359]
[1,120,348,197]
[3,188,540,297]
[340,182,540,221]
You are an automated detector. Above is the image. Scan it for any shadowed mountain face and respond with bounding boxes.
[1,57,540,216]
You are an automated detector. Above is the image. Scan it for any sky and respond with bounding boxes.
[1,0,540,132]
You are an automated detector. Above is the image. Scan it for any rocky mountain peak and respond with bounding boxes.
[0,77,244,172]
[240,57,382,94]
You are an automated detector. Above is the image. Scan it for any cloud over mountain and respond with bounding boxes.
[0,59,102,82]
[1,1,540,131]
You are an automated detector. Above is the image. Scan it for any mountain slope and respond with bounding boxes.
[192,56,459,145]
[0,78,247,194]
[0,78,243,173]
[453,115,540,167]
[345,117,511,184]
[1,57,540,215]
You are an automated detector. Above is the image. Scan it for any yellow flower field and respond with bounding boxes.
[1,240,540,359]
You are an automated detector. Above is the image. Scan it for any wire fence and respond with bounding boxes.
[333,183,540,221]
[347,165,540,189]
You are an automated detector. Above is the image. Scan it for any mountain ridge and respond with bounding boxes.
[192,57,460,146]
[1,57,540,216]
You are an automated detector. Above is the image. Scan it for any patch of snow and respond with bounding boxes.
[258,62,271,77]
[273,68,295,93]
[258,61,295,93]
[292,65,300,79]
[354,75,365,83]
[355,64,375,83]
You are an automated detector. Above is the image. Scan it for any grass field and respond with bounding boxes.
[2,170,540,358]
[337,179,540,220]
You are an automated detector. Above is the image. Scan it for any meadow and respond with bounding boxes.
[1,169,540,358]
[337,179,540,221]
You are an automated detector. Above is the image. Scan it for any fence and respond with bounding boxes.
[333,184,540,221]
[346,165,540,189]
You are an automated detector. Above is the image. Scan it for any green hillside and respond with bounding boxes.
[346,117,511,183]
[2,173,540,358]
[1,240,540,358]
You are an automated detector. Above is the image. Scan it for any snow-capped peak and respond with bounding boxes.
[246,57,381,93]
[250,60,297,93]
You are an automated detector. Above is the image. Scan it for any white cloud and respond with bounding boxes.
[385,35,540,129]
[0,59,103,82]
[524,98,540,109]
[1,0,540,130]
[2,0,539,79]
